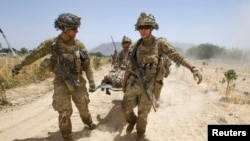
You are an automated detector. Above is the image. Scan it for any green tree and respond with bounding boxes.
[20,47,29,54]
[186,43,224,59]
[0,48,10,53]
[89,52,104,57]
[224,69,237,95]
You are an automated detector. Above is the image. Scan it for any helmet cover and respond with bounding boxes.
[135,12,159,30]
[54,13,81,30]
[122,36,132,43]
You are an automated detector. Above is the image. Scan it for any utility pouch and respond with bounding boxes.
[143,55,158,64]
[64,77,75,91]
[144,64,151,77]
[144,63,157,78]
[155,57,165,81]
[150,63,157,74]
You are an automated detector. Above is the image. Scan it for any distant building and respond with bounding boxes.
[0,52,8,56]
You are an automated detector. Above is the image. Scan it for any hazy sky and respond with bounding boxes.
[0,0,249,50]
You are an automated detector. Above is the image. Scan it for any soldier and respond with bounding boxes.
[116,35,132,69]
[101,36,132,89]
[122,12,202,141]
[12,13,96,141]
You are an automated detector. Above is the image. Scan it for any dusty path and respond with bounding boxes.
[0,61,249,141]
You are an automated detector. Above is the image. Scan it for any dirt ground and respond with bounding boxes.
[0,59,249,141]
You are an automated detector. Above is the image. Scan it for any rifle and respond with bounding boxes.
[51,42,79,91]
[129,39,157,112]
[111,36,118,67]
[111,36,117,52]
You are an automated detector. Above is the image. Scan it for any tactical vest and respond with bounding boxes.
[49,38,84,75]
[131,37,168,81]
[39,37,88,91]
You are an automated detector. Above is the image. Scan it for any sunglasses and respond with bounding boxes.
[138,25,152,30]
[122,41,131,44]
[69,28,78,31]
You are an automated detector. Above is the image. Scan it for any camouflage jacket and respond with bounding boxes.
[127,35,184,81]
[19,35,94,82]
[116,49,129,69]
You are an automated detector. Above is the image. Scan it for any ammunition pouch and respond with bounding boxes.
[155,57,166,81]
[144,63,157,78]
[143,55,158,64]
[62,75,76,91]
[163,57,172,77]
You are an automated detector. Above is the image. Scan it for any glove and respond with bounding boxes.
[191,67,202,84]
[12,64,23,76]
[89,81,96,93]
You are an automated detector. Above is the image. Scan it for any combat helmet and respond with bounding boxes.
[135,12,159,30]
[122,36,132,44]
[54,13,81,31]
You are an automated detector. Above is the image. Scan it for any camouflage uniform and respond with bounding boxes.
[101,68,124,88]
[116,36,132,69]
[12,13,96,141]
[122,12,202,141]
[101,36,132,88]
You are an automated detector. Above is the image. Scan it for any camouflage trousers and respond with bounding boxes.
[102,70,124,88]
[122,79,153,134]
[52,76,93,137]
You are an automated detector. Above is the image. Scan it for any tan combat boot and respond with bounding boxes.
[126,116,137,134]
[126,122,136,134]
[88,122,97,130]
